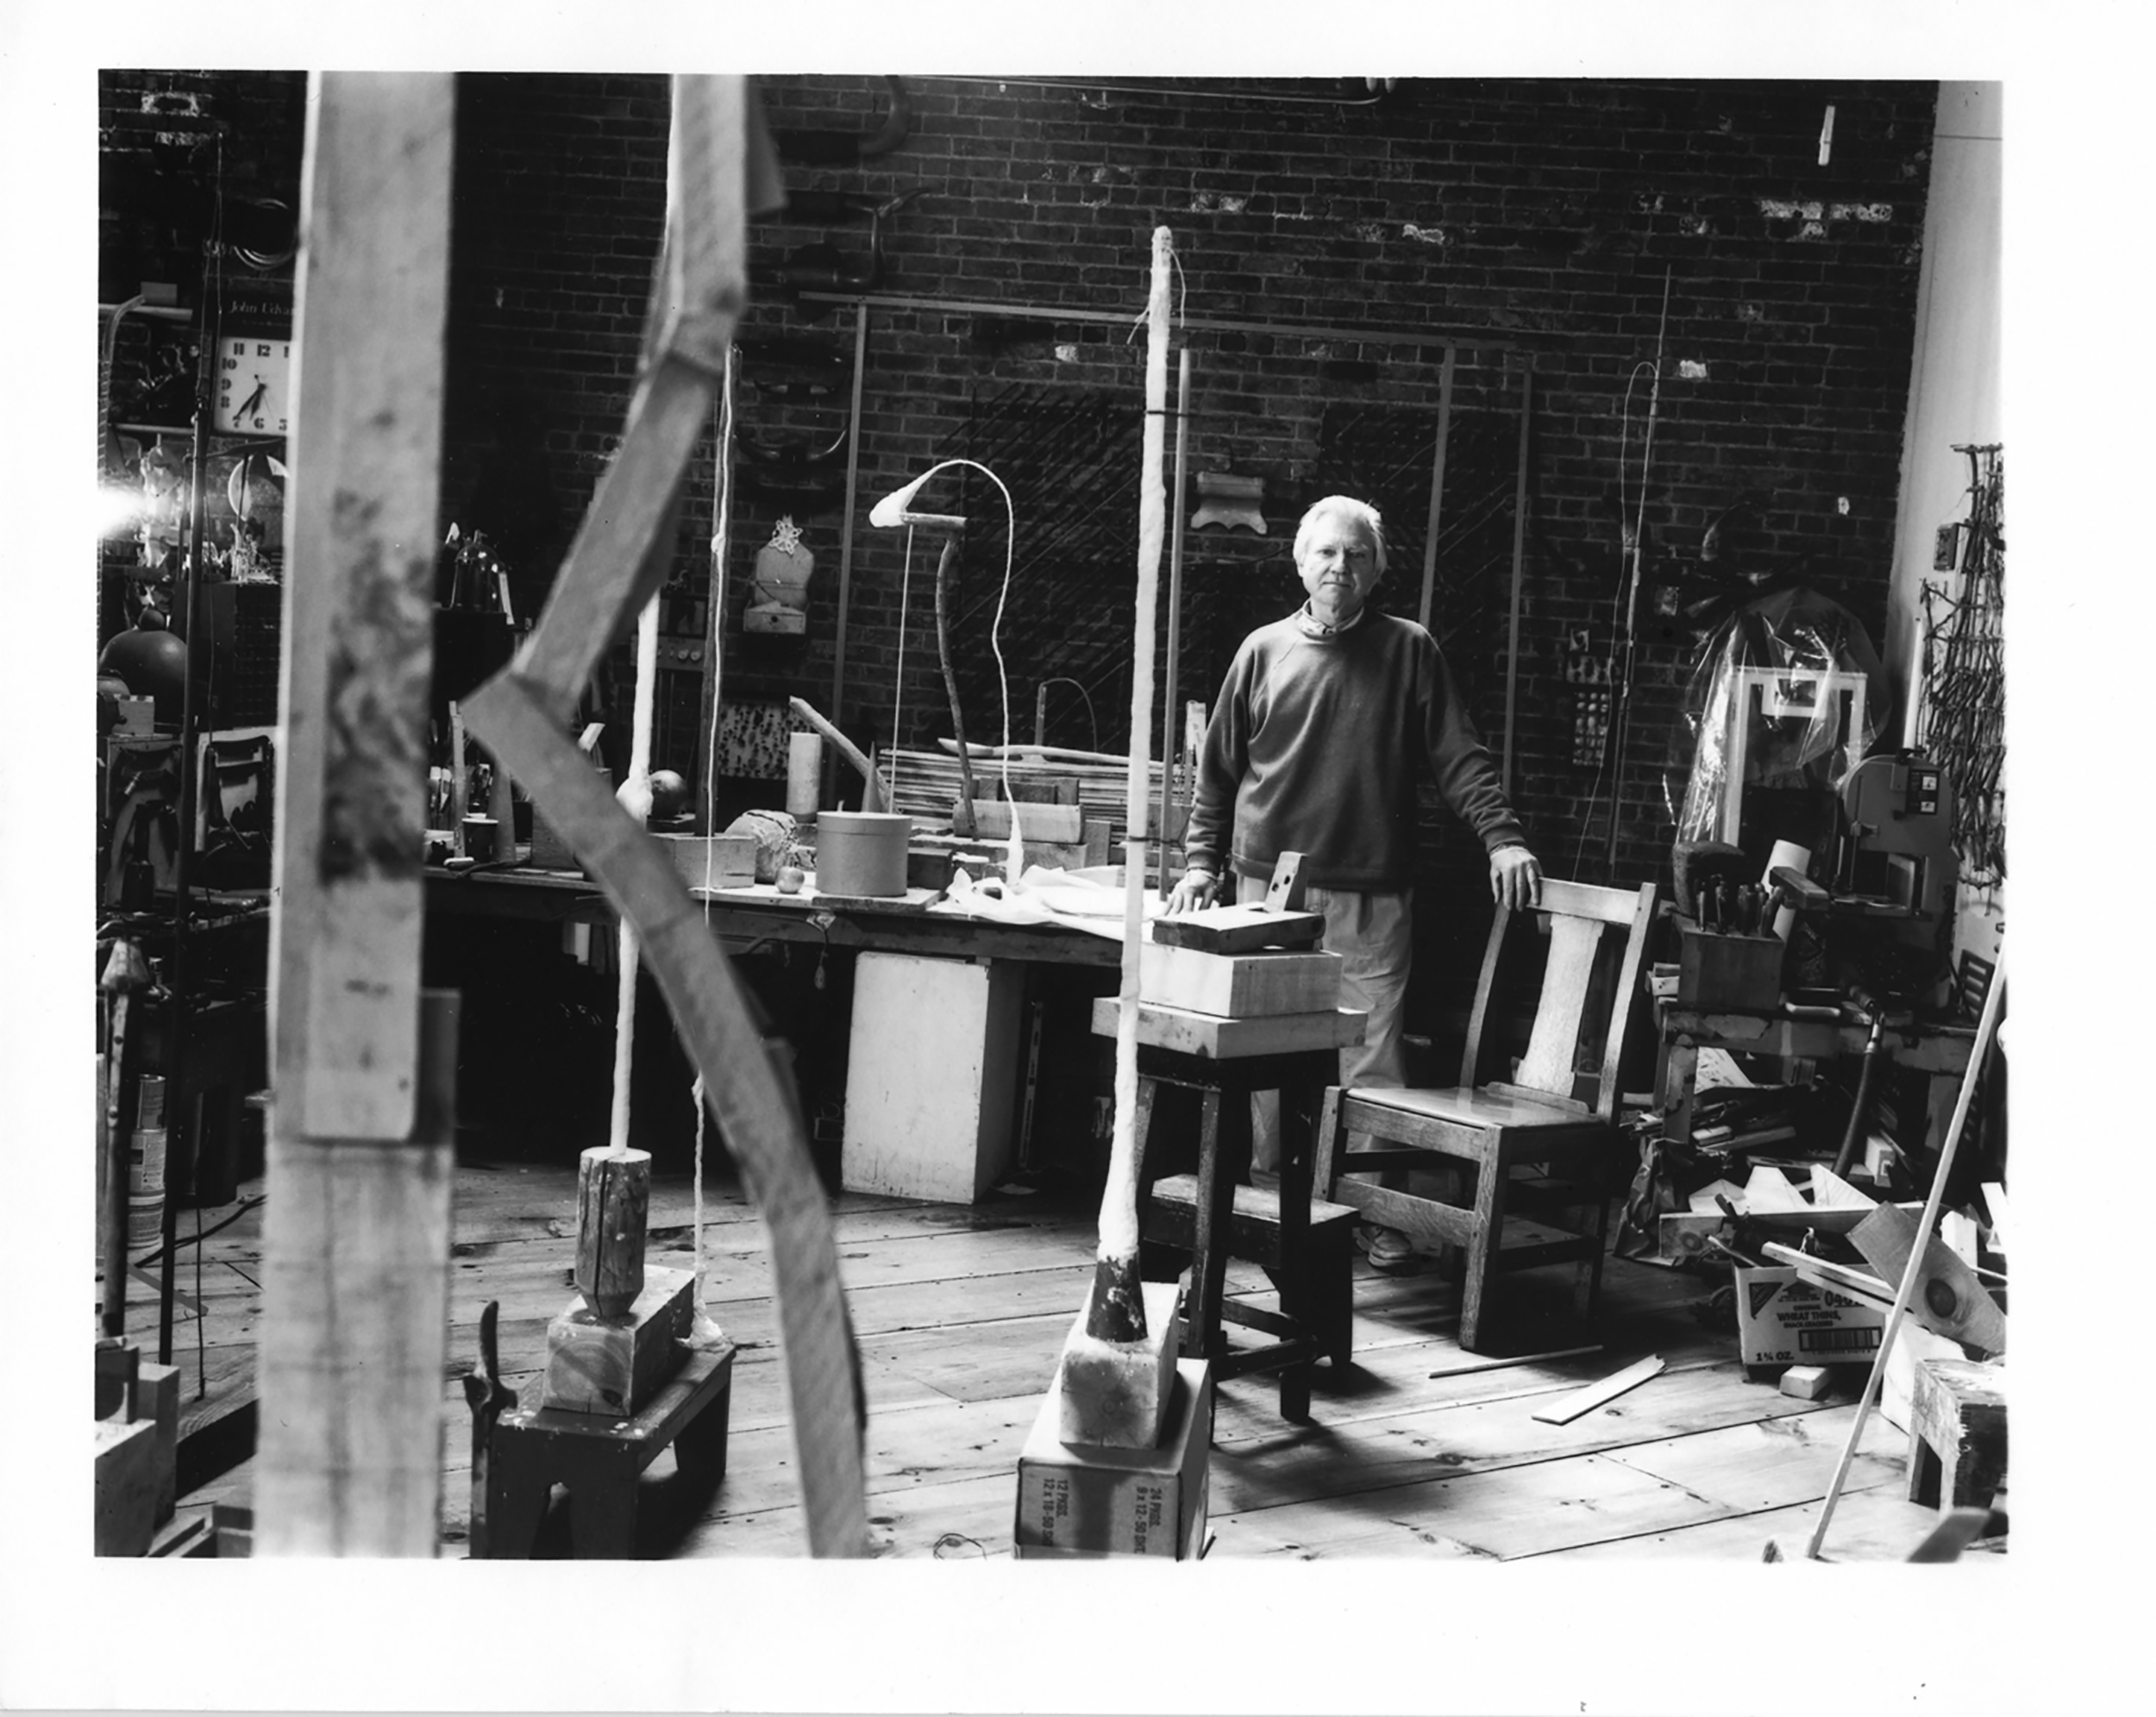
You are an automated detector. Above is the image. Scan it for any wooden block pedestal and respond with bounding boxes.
[1905,1356,2007,1510]
[477,1338,737,1559]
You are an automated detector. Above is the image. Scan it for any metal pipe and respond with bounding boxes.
[1501,364,1532,797]
[159,275,221,1369]
[796,289,1544,352]
[1417,346,1457,632]
[830,302,870,795]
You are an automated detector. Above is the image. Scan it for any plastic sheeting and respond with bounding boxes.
[1667,586,1887,848]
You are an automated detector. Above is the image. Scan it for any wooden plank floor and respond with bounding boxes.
[116,1161,1985,1563]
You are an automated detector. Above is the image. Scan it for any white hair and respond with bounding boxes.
[1293,495,1388,577]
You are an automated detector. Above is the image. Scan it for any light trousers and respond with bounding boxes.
[1239,874,1413,1171]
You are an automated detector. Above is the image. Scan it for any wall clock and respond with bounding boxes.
[213,331,292,435]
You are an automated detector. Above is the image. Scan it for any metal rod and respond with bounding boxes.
[159,269,222,1368]
[699,344,735,827]
[1501,364,1532,797]
[1603,267,1674,873]
[796,289,1543,352]
[830,301,870,783]
[1417,345,1457,632]
[1157,344,1192,896]
[1803,955,2006,1561]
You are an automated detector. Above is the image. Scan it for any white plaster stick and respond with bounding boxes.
[1091,224,1174,1342]
[607,591,662,1159]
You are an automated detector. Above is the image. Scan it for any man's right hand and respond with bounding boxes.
[1163,868,1221,915]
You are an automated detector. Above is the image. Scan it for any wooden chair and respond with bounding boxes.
[1315,877,1658,1354]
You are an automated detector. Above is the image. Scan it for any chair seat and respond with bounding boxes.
[1342,1083,1589,1131]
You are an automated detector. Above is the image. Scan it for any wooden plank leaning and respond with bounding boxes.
[1795,949,2006,1562]
[460,76,868,1557]
[256,72,457,1557]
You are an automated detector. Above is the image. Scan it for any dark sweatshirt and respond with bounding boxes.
[1183,606,1525,892]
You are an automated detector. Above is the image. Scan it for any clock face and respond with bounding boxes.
[213,334,291,435]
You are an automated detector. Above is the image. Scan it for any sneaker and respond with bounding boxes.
[1355,1222,1423,1274]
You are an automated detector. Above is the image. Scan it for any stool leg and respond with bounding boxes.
[1185,1088,1237,1362]
[674,1371,734,1485]
[479,1437,553,1561]
[565,1444,642,1560]
[1906,1433,1943,1507]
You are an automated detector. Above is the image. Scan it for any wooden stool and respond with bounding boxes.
[1905,1355,2007,1510]
[479,1338,736,1558]
[1094,998,1363,1422]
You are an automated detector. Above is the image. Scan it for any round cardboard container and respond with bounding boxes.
[815,811,911,897]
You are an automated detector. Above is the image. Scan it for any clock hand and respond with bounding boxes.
[238,379,267,419]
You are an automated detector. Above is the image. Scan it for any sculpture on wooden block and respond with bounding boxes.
[459,76,868,1558]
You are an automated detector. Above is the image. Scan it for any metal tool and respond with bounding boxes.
[461,1300,518,1559]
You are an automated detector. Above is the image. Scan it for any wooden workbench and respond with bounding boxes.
[1654,1000,1980,1162]
[424,864,1123,968]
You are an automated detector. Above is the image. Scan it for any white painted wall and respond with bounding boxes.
[1884,82,2003,969]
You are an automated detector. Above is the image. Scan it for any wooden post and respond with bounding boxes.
[258,72,456,1557]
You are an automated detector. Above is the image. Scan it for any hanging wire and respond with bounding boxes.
[690,342,737,1329]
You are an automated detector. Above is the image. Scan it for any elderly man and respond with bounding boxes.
[1166,494,1543,1272]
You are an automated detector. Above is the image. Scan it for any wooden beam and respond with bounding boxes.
[269,72,454,1144]
[256,72,456,1557]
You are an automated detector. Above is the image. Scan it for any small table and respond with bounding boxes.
[1093,998,1365,1421]
[478,1338,736,1559]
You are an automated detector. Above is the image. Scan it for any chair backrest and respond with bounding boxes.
[1458,877,1658,1123]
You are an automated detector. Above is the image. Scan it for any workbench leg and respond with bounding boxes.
[565,1444,643,1559]
[673,1373,734,1485]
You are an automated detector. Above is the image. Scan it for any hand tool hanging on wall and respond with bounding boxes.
[779,188,926,304]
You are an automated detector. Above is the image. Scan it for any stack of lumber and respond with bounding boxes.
[881,746,1182,848]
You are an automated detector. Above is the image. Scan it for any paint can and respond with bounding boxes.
[813,811,911,897]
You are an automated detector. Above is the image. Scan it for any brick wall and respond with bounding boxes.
[100,71,1938,1013]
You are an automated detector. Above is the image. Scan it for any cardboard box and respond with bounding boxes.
[1733,1266,1888,1369]
[1014,1359,1212,1559]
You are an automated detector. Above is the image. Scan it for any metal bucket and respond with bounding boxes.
[814,811,911,897]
